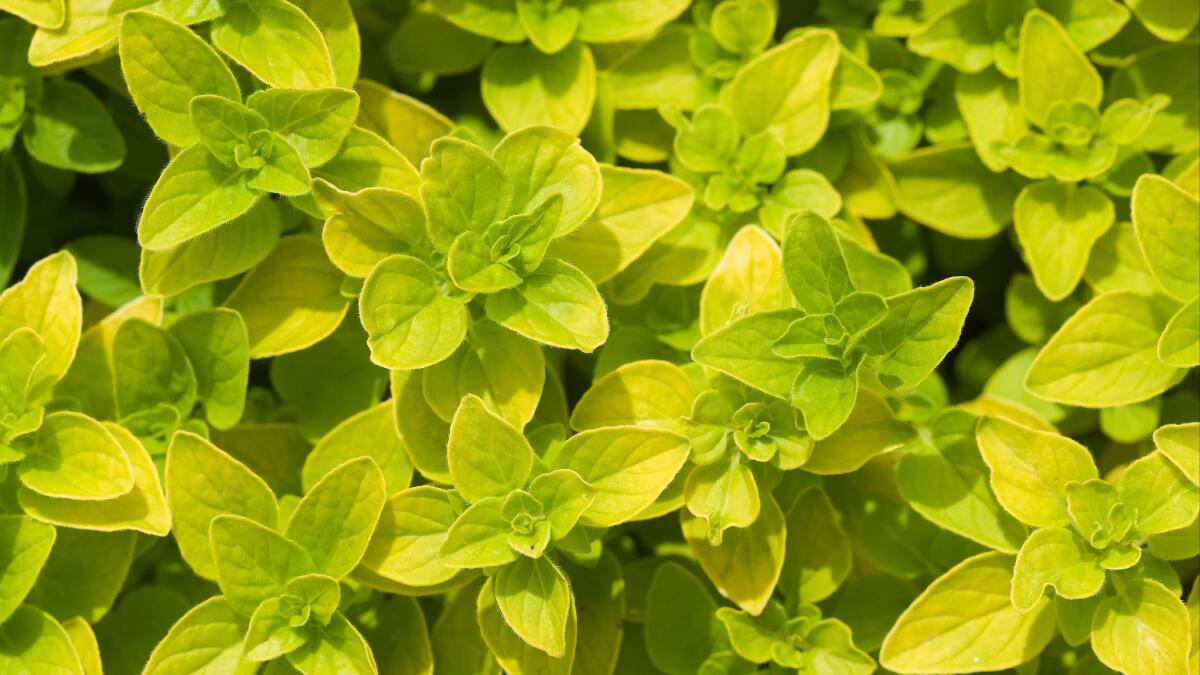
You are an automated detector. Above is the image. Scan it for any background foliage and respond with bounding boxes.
[0,0,1197,673]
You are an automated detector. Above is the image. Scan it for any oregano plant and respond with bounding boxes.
[0,0,1197,674]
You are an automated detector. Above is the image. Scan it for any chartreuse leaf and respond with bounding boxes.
[484,259,609,352]
[355,79,453,165]
[359,485,465,588]
[0,605,83,674]
[111,318,196,426]
[891,143,1024,240]
[482,41,596,135]
[1011,527,1105,611]
[118,11,240,148]
[1125,0,1200,41]
[316,182,427,278]
[209,514,316,615]
[423,320,545,429]
[1014,181,1115,301]
[360,254,469,370]
[223,235,350,359]
[1118,450,1199,535]
[863,276,975,390]
[549,165,694,283]
[1132,174,1200,302]
[420,136,513,252]
[137,145,261,251]
[18,411,134,501]
[693,309,805,400]
[440,497,515,569]
[211,0,337,89]
[1155,423,1200,486]
[448,394,534,503]
[1091,577,1191,675]
[1159,296,1200,367]
[144,596,254,675]
[169,309,250,430]
[0,251,81,397]
[700,225,789,336]
[0,514,55,624]
[1026,291,1184,406]
[478,574,577,674]
[880,552,1057,673]
[780,487,852,604]
[0,0,63,28]
[165,431,278,580]
[684,458,760,545]
[782,211,853,314]
[303,401,413,495]
[492,124,602,237]
[287,612,377,674]
[495,555,573,658]
[1018,11,1102,128]
[61,617,100,675]
[247,87,360,168]
[569,359,695,432]
[19,423,170,536]
[140,199,282,297]
[554,426,689,527]
[682,493,785,615]
[286,457,387,579]
[725,29,839,156]
[976,417,1098,528]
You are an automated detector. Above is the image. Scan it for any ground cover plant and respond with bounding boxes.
[0,0,1197,673]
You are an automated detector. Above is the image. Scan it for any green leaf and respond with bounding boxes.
[211,0,337,89]
[209,514,316,616]
[448,394,535,503]
[243,130,312,196]
[896,409,1029,553]
[576,0,688,42]
[440,497,516,568]
[494,555,572,657]
[246,87,359,168]
[804,389,915,474]
[715,601,785,664]
[169,309,249,430]
[0,605,84,675]
[780,487,852,604]
[303,401,413,496]
[1118,450,1199,535]
[644,562,720,675]
[684,459,761,545]
[1124,0,1200,41]
[907,1,992,73]
[165,431,278,580]
[791,357,859,440]
[144,596,254,675]
[863,276,975,390]
[0,250,81,396]
[313,125,421,196]
[359,254,469,369]
[880,552,1057,673]
[891,143,1025,239]
[117,11,240,148]
[554,426,689,527]
[1017,10,1102,128]
[19,423,171,536]
[531,469,594,540]
[137,144,261,251]
[388,10,493,75]
[28,528,135,624]
[725,29,839,156]
[422,320,545,429]
[482,41,596,136]
[22,79,124,174]
[0,153,26,289]
[243,596,307,661]
[111,318,196,425]
[1011,526,1105,611]
[492,124,602,237]
[19,411,134,501]
[1155,423,1200,486]
[692,309,805,400]
[223,235,349,358]
[1026,291,1184,406]
[976,416,1099,528]
[549,165,694,283]
[0,515,56,624]
[286,457,386,579]
[782,211,854,314]
[1091,578,1191,675]
[681,493,786,615]
[1132,174,1200,302]
[484,258,609,352]
[359,486,464,588]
